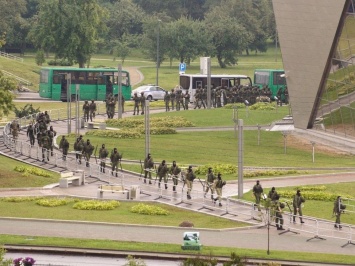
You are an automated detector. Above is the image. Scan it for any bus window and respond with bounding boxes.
[179,76,190,90]
[273,72,286,86]
[40,70,49,84]
[255,71,270,86]
[87,72,99,84]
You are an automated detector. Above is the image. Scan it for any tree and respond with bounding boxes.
[35,49,45,66]
[0,71,16,119]
[204,11,250,68]
[29,0,106,68]
[0,0,27,48]
[114,35,131,64]
[164,17,210,65]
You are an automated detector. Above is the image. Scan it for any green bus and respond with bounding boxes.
[39,67,132,101]
[254,69,286,98]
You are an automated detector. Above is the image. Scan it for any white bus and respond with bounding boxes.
[179,74,252,101]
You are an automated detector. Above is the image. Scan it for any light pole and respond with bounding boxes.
[156,19,161,86]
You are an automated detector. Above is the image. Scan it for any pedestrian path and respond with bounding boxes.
[1,110,355,257]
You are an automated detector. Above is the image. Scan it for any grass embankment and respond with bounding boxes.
[0,155,59,188]
[1,235,355,265]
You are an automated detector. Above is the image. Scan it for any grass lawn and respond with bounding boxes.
[0,155,59,188]
[1,235,355,265]
[0,199,245,229]
[66,130,355,175]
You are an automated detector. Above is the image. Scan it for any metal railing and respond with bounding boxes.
[0,51,24,62]
[2,70,32,86]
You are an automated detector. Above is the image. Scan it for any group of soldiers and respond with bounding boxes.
[253,180,345,230]
[143,154,226,205]
[163,88,190,112]
[163,84,289,111]
[82,100,97,122]
[105,94,125,119]
[132,92,146,115]
[9,111,59,163]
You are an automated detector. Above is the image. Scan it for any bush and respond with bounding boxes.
[14,165,53,177]
[73,200,120,210]
[223,103,245,109]
[179,221,194,227]
[86,129,142,139]
[0,196,40,202]
[13,104,40,118]
[195,164,237,175]
[139,126,176,135]
[47,59,73,66]
[278,189,353,201]
[106,116,194,129]
[249,102,276,111]
[131,203,169,215]
[36,197,74,207]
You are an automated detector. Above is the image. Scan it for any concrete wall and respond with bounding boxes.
[272,0,347,129]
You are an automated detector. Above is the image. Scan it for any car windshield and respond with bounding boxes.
[134,86,151,92]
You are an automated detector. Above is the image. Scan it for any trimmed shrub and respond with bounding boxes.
[179,221,194,227]
[36,197,74,207]
[249,102,276,111]
[86,129,142,139]
[73,200,120,210]
[0,196,40,202]
[14,166,53,177]
[195,164,237,175]
[131,203,169,215]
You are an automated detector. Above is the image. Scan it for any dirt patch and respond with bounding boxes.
[287,134,351,156]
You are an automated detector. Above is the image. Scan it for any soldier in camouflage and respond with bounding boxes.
[213,173,226,207]
[40,130,51,162]
[59,135,69,161]
[83,101,90,122]
[204,167,216,199]
[99,144,109,173]
[157,160,169,189]
[143,153,154,184]
[110,148,122,177]
[185,165,196,200]
[83,139,94,167]
[169,160,181,192]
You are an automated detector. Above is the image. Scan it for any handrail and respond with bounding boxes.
[1,70,32,86]
[0,51,24,62]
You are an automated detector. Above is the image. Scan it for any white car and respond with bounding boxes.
[131,85,167,101]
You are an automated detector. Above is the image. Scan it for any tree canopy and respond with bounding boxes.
[3,0,276,68]
[29,0,106,67]
[0,71,16,119]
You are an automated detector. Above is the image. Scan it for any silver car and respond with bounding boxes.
[131,85,167,101]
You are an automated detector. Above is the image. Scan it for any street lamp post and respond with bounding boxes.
[156,19,161,86]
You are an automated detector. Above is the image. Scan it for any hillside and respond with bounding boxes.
[0,56,40,91]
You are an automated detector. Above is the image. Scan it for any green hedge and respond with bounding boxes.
[131,203,169,215]
[73,200,120,210]
[86,129,142,139]
[106,116,195,128]
[14,166,53,177]
[36,197,75,207]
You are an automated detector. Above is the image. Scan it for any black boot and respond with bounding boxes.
[158,182,161,188]
[165,184,168,189]
[173,186,176,192]
[144,178,146,183]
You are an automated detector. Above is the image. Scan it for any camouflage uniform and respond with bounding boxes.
[164,91,170,112]
[89,100,97,122]
[27,124,36,146]
[292,190,305,223]
[47,126,57,156]
[44,111,51,126]
[204,167,216,199]
[170,89,176,110]
[133,93,140,115]
[157,160,169,189]
[169,161,181,192]
[253,180,263,211]
[40,131,51,162]
[185,166,196,200]
[10,120,20,140]
[213,173,226,206]
[83,101,90,122]
[59,136,69,160]
[143,153,154,184]
[99,144,109,173]
[183,91,190,110]
[110,148,122,177]
[74,137,84,164]
[140,92,146,115]
[83,139,94,167]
